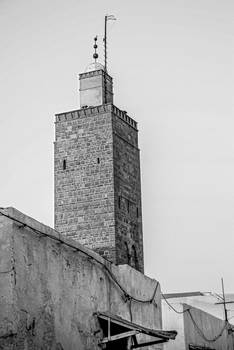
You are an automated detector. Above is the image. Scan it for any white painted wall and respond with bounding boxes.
[162,302,185,350]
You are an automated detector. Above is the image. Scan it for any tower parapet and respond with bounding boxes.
[55,104,137,130]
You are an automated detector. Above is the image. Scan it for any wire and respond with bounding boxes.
[187,309,228,343]
[103,263,159,304]
[128,298,133,322]
[161,292,230,343]
[209,292,224,301]
[0,210,158,306]
[161,293,191,314]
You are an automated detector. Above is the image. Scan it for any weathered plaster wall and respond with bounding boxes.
[183,304,233,350]
[162,299,233,350]
[0,213,17,346]
[0,208,161,350]
[162,302,185,350]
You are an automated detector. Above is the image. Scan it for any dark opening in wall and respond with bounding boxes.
[97,157,100,164]
[63,159,66,170]
[125,242,130,264]
[105,338,128,349]
[136,207,139,218]
[118,196,121,209]
[132,245,139,270]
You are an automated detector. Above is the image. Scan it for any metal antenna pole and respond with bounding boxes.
[221,277,228,323]
[104,15,107,72]
[103,15,116,104]
[215,279,234,345]
[104,15,107,104]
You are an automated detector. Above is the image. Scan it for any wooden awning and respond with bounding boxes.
[94,311,177,348]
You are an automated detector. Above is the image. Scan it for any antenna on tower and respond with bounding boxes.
[103,15,116,73]
[103,15,116,104]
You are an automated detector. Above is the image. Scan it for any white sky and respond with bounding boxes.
[0,0,233,294]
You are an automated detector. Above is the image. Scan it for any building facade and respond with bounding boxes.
[0,42,180,349]
[0,207,177,350]
[54,66,144,272]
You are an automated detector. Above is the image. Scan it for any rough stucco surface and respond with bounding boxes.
[162,299,234,350]
[162,302,185,350]
[183,304,234,350]
[0,208,162,350]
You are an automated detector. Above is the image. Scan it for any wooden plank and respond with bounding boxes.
[108,317,110,340]
[95,312,177,340]
[99,330,139,343]
[131,339,168,348]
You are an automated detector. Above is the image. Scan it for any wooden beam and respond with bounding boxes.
[131,339,168,348]
[108,317,110,340]
[97,314,136,331]
[100,330,139,344]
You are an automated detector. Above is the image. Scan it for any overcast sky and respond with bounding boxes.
[0,0,233,295]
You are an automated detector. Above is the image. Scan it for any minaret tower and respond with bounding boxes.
[54,36,144,272]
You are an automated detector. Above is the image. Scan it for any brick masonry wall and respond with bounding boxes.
[54,106,116,262]
[54,104,144,271]
[112,109,144,273]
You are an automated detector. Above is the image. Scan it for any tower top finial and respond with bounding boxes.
[85,36,104,72]
[93,36,98,63]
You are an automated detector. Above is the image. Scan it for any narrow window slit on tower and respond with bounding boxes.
[136,207,139,218]
[118,196,121,209]
[97,157,100,164]
[63,159,66,170]
[127,200,130,213]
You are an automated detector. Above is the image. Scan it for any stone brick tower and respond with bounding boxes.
[54,62,144,272]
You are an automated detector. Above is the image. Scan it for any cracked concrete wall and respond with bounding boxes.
[0,208,162,350]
